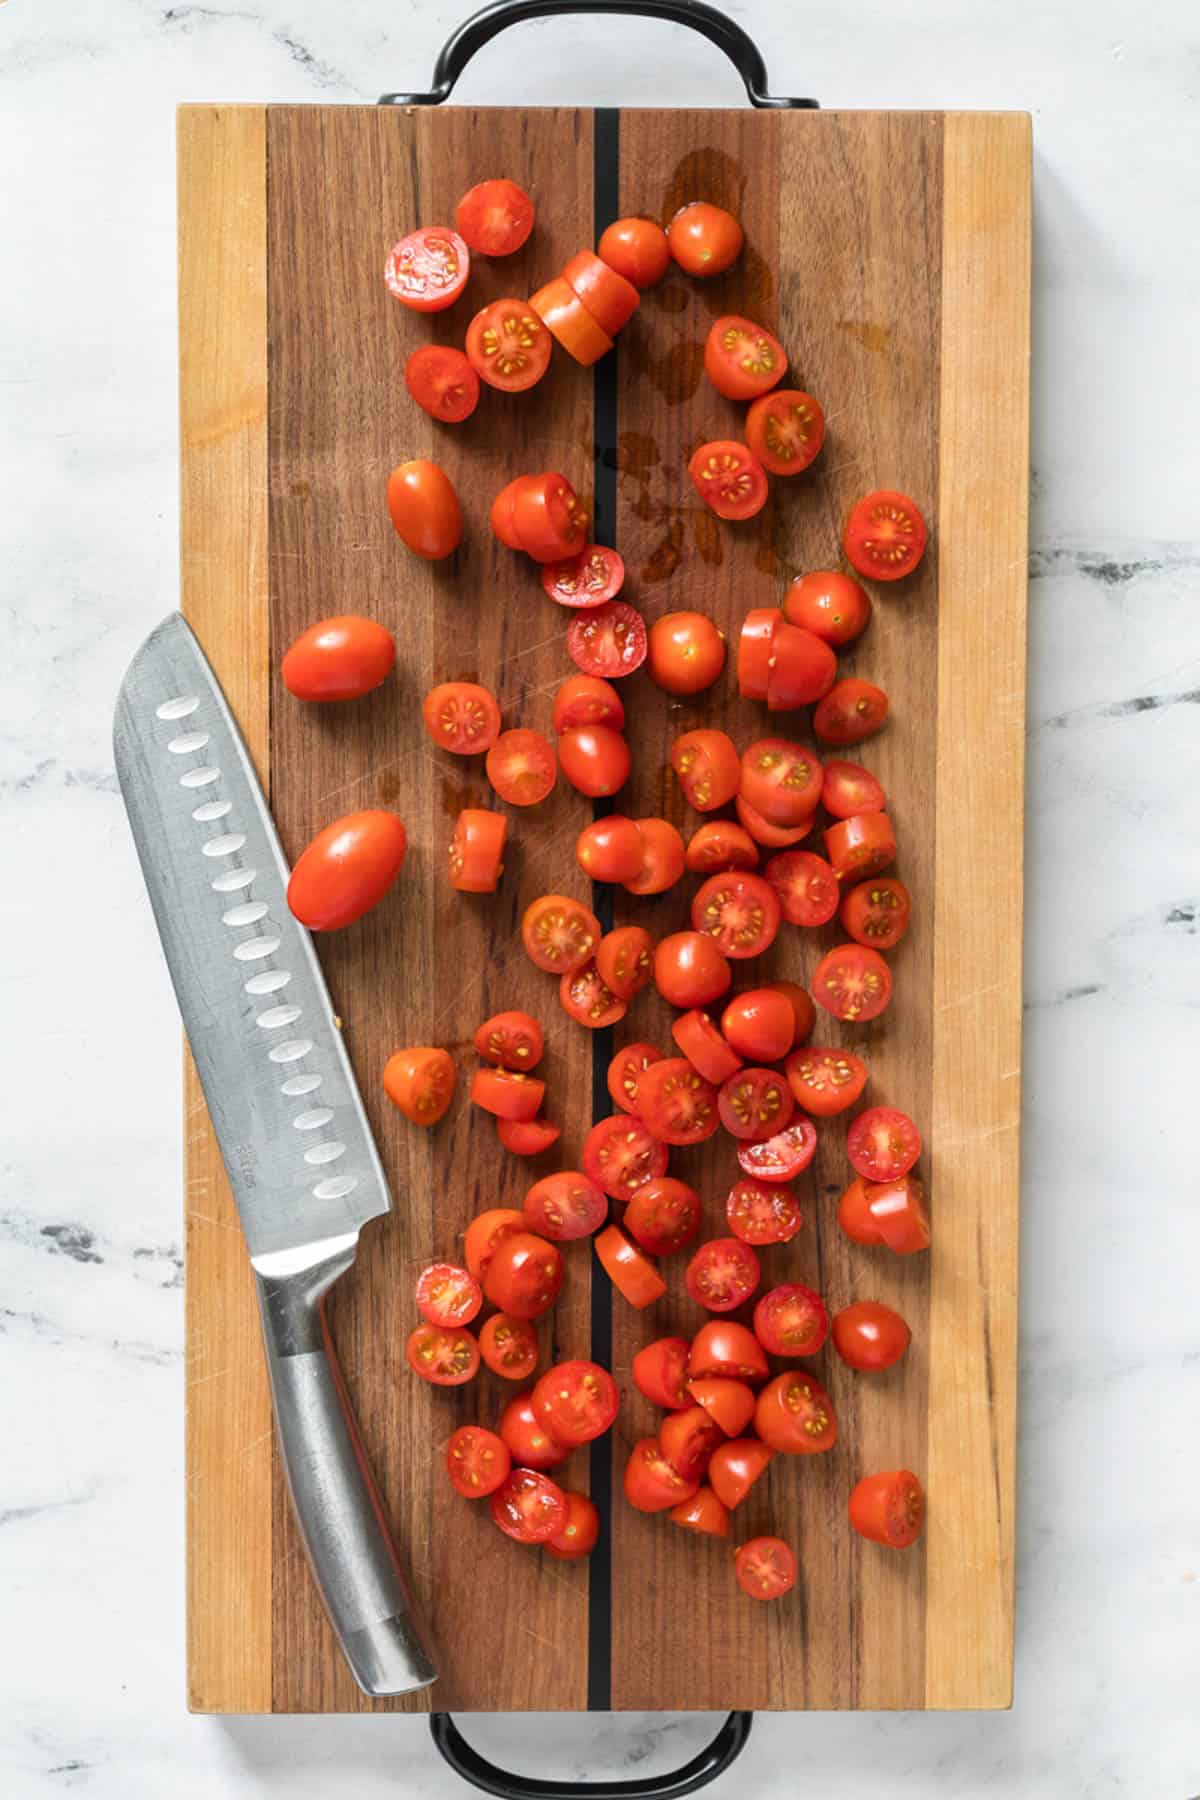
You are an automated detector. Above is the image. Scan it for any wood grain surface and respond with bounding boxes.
[179,103,1030,1715]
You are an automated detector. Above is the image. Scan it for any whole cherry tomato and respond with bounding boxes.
[557,724,631,797]
[577,816,644,884]
[386,460,462,559]
[546,1490,602,1560]
[653,932,732,1008]
[720,989,795,1062]
[288,810,407,930]
[282,616,395,702]
[813,678,889,747]
[648,612,727,696]
[832,1301,912,1372]
[482,1232,565,1318]
[667,201,743,276]
[598,216,671,288]
[784,570,870,646]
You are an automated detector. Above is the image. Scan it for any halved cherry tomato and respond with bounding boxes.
[708,1438,773,1509]
[498,1116,561,1155]
[475,1010,543,1071]
[383,1045,456,1126]
[755,1370,837,1454]
[447,1425,511,1498]
[737,607,781,700]
[669,1486,730,1537]
[688,440,768,521]
[625,1177,702,1257]
[670,728,740,812]
[583,1117,668,1203]
[784,570,870,647]
[577,816,644,884]
[633,1336,691,1409]
[385,226,470,312]
[667,201,743,277]
[466,298,552,391]
[624,1437,699,1512]
[659,1405,723,1481]
[754,1284,828,1357]
[766,621,837,711]
[606,1041,663,1116]
[595,925,654,1000]
[736,1117,817,1183]
[491,1468,569,1543]
[849,1470,925,1547]
[686,1378,756,1438]
[739,739,822,826]
[822,760,886,818]
[765,851,839,926]
[449,809,507,893]
[813,678,889,747]
[691,872,781,961]
[595,1225,667,1308]
[523,1171,607,1241]
[847,1106,922,1181]
[746,389,825,476]
[735,1536,797,1600]
[769,981,816,1045]
[734,795,813,848]
[405,344,481,423]
[785,1046,868,1116]
[521,894,601,973]
[838,1177,882,1246]
[648,612,727,696]
[542,544,625,608]
[487,728,557,807]
[832,1301,911,1372]
[671,1010,743,1085]
[689,1321,769,1384]
[636,1058,721,1147]
[825,813,897,882]
[416,1262,482,1328]
[546,1490,602,1560]
[720,989,794,1062]
[553,673,625,732]
[387,460,462,559]
[841,876,911,950]
[560,961,627,1028]
[470,1067,545,1122]
[511,472,587,562]
[491,477,525,550]
[812,944,893,1022]
[455,178,534,256]
[685,821,760,874]
[483,1232,564,1319]
[464,1208,526,1280]
[718,1067,793,1142]
[685,1236,760,1312]
[598,216,671,288]
[846,1174,931,1254]
[282,615,396,702]
[567,601,648,678]
[479,1311,538,1381]
[289,810,407,930]
[532,1360,619,1446]
[530,276,613,365]
[562,250,640,335]
[406,1322,479,1386]
[704,314,787,401]
[653,932,732,1008]
[558,724,630,797]
[423,682,500,755]
[624,818,686,895]
[726,1179,802,1247]
[844,489,928,582]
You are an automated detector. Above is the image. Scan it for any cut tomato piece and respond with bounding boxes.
[688,1320,769,1384]
[841,876,911,950]
[498,1115,560,1156]
[746,389,824,476]
[864,1173,931,1254]
[511,472,587,562]
[740,739,822,826]
[765,851,839,926]
[624,818,686,896]
[471,1066,544,1123]
[595,925,654,1000]
[719,989,794,1062]
[847,1106,922,1181]
[624,1177,702,1257]
[583,1116,669,1203]
[769,981,816,1045]
[553,673,625,732]
[490,1468,568,1543]
[595,1225,667,1308]
[670,728,740,813]
[767,620,837,712]
[813,678,889,747]
[686,1377,756,1438]
[624,1437,699,1512]
[560,961,627,1028]
[812,944,893,1022]
[557,724,631,797]
[824,812,897,882]
[385,226,469,312]
[755,1370,837,1454]
[844,489,928,582]
[523,1171,607,1241]
[685,1237,761,1313]
[635,1057,721,1147]
[671,1010,743,1085]
[606,1041,664,1116]
[785,571,870,647]
[831,1301,912,1373]
[455,177,534,256]
[785,1047,868,1117]
[479,1311,538,1381]
[669,1486,730,1537]
[822,759,886,818]
[632,1336,691,1409]
[659,1404,724,1482]
[577,816,644,884]
[718,1067,794,1142]
[406,1322,479,1386]
[482,1232,564,1319]
[707,1438,773,1509]
[753,1283,829,1357]
[735,1536,797,1600]
[546,1489,602,1560]
[486,728,557,807]
[561,249,640,335]
[691,872,781,960]
[566,601,648,679]
[405,344,480,423]
[422,681,500,755]
[685,821,760,874]
[735,794,813,849]
[532,1360,619,1446]
[597,216,671,289]
[704,315,787,401]
[449,808,507,893]
[463,1208,526,1280]
[382,1045,456,1126]
[447,1425,511,1498]
[541,544,625,609]
[475,1010,544,1071]
[849,1470,925,1547]
[467,298,552,391]
[726,1179,802,1247]
[736,1117,818,1183]
[521,894,601,973]
[688,439,768,521]
[491,477,525,550]
[530,276,613,365]
[416,1262,482,1329]
[838,1176,884,1246]
[737,606,781,700]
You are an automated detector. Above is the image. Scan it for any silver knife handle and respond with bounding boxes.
[254,1239,438,1698]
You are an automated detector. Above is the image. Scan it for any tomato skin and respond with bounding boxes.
[479,1311,539,1381]
[707,1438,773,1510]
[416,1262,482,1328]
[704,315,787,401]
[577,816,644,885]
[463,1208,527,1280]
[847,1106,922,1182]
[822,760,886,819]
[455,178,534,256]
[686,1378,756,1438]
[838,1177,884,1246]
[688,439,768,521]
[740,739,822,826]
[667,201,743,277]
[598,216,671,288]
[542,544,625,609]
[385,227,470,312]
[487,728,557,807]
[625,1177,702,1256]
[812,943,893,1023]
[562,250,641,335]
[632,1336,691,1409]
[531,1360,620,1446]
[785,1047,869,1117]
[813,678,889,747]
[523,1171,607,1241]
[691,872,781,960]
[595,925,655,1001]
[737,606,781,700]
[449,809,507,893]
[784,571,870,647]
[765,621,837,711]
[659,1404,724,1481]
[511,472,587,562]
[583,1117,669,1203]
[491,477,525,550]
[735,1536,797,1601]
[735,794,813,849]
[624,1437,700,1512]
[553,673,624,733]
[685,821,760,874]
[844,489,928,582]
[669,1486,730,1537]
[288,809,407,930]
[560,961,627,1029]
[653,932,732,1009]
[688,1321,769,1384]
[755,1371,837,1454]
[635,1057,721,1147]
[832,1301,911,1372]
[475,1010,543,1071]
[746,389,825,477]
[720,989,794,1062]
[671,728,740,813]
[557,724,631,797]
[841,876,911,950]
[769,981,816,1046]
[685,1236,761,1313]
[595,1225,667,1309]
[567,601,648,679]
[482,1232,565,1319]
[849,1470,925,1547]
[824,812,897,882]
[466,298,552,392]
[491,1468,569,1543]
[606,1041,663,1116]
[282,616,396,702]
[862,1175,931,1254]
[649,612,727,697]
[735,1117,818,1183]
[497,1116,560,1156]
[386,460,462,559]
[726,1179,802,1247]
[624,818,686,896]
[470,1067,545,1122]
[423,681,501,755]
[406,1323,479,1386]
[405,344,481,423]
[546,1490,602,1560]
[753,1283,829,1357]
[521,894,602,974]
[447,1425,511,1498]
[671,1010,743,1085]
[717,1068,794,1143]
[382,1045,455,1126]
[765,851,839,927]
[530,276,614,365]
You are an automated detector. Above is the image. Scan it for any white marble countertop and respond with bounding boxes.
[2,1,1197,1794]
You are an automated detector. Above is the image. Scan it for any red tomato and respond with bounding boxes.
[475,1010,543,1071]
[784,570,869,647]
[530,275,614,365]
[466,298,552,392]
[755,1371,837,1454]
[498,1116,560,1155]
[849,1470,925,1547]
[583,1116,668,1203]
[624,1438,699,1512]
[282,615,396,702]
[490,1468,569,1543]
[653,932,732,1008]
[671,1009,743,1085]
[288,809,406,930]
[746,389,825,477]
[753,1284,829,1357]
[404,344,480,423]
[455,177,534,255]
[860,1174,931,1254]
[667,201,743,276]
[491,477,525,550]
[532,1360,619,1446]
[648,611,727,696]
[735,1536,797,1601]
[511,472,587,562]
[632,1336,691,1409]
[422,681,500,755]
[606,1041,663,1116]
[553,673,624,732]
[482,1232,565,1319]
[686,1378,756,1438]
[822,760,886,818]
[558,724,630,797]
[385,226,470,312]
[825,813,897,882]
[720,989,794,1062]
[736,1117,817,1183]
[669,1486,730,1537]
[470,1067,545,1122]
[785,1047,868,1117]
[659,1405,724,1482]
[685,1237,761,1313]
[598,216,671,288]
[689,1321,769,1384]
[765,851,839,927]
[382,1045,455,1126]
[737,606,781,700]
[847,1106,922,1181]
[479,1311,538,1381]
[718,1067,794,1142]
[739,739,821,826]
[577,816,644,884]
[560,961,627,1029]
[542,544,625,609]
[837,1177,881,1246]
[832,1301,911,1372]
[691,872,781,961]
[670,728,740,812]
[521,894,601,973]
[735,794,813,849]
[595,925,654,1001]
[449,809,507,893]
[813,678,889,747]
[447,1425,511,1498]
[546,1490,602,1560]
[685,821,760,874]
[704,315,787,401]
[386,460,462,559]
[486,728,557,807]
[562,250,640,335]
[416,1262,481,1328]
[688,439,768,521]
[463,1208,526,1280]
[567,601,648,679]
[769,981,816,1045]
[844,489,928,582]
[636,1057,721,1147]
[624,818,686,895]
[708,1438,773,1509]
[624,1177,702,1256]
[726,1179,802,1247]
[841,876,911,950]
[406,1322,479,1386]
[595,1225,667,1308]
[812,944,893,1022]
[766,621,837,711]
[523,1171,607,1241]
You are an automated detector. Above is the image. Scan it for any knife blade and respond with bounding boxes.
[114,612,437,1698]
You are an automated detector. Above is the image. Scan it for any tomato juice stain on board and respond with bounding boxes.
[439,779,479,819]
[838,320,893,353]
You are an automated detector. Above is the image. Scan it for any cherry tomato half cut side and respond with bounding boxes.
[735,1536,797,1600]
[685,1236,761,1312]
[688,440,768,521]
[840,877,912,951]
[416,1262,482,1328]
[566,602,648,679]
[385,227,469,312]
[475,1010,544,1071]
[449,809,507,893]
[541,544,625,608]
[848,1470,925,1547]
[844,489,928,582]
[583,1115,669,1203]
[447,1425,511,1497]
[753,1283,829,1357]
[704,315,788,402]
[455,178,534,256]
[487,729,558,807]
[812,944,893,1023]
[405,344,481,423]
[746,389,825,477]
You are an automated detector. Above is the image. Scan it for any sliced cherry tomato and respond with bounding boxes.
[490,1468,569,1543]
[455,178,534,256]
[562,249,640,335]
[624,818,686,895]
[688,440,768,521]
[653,932,732,1008]
[685,821,760,874]
[523,1170,607,1241]
[671,1010,743,1085]
[475,1010,544,1071]
[667,202,743,277]
[491,477,525,550]
[812,943,893,1022]
[720,989,794,1062]
[737,607,781,700]
[466,298,551,392]
[606,1041,663,1116]
[487,728,557,807]
[832,1301,912,1372]
[784,570,870,647]
[560,961,627,1029]
[583,1116,669,1203]
[726,1179,802,1247]
[482,1232,565,1319]
[404,344,481,423]
[385,226,470,312]
[632,1336,691,1409]
[670,728,740,812]
[838,1177,882,1246]
[542,544,625,609]
[289,809,407,930]
[691,872,781,961]
[479,1311,539,1381]
[553,673,625,732]
[813,678,889,747]
[387,460,462,559]
[546,1490,602,1560]
[669,1486,730,1537]
[449,809,507,892]
[734,794,813,848]
[532,1360,619,1446]
[685,1236,761,1312]
[739,739,822,826]
[766,621,837,711]
[635,1057,721,1147]
[624,1176,702,1257]
[688,1321,769,1384]
[595,1225,667,1308]
[406,1322,479,1386]
[577,816,643,884]
[498,1116,560,1155]
[736,1117,818,1183]
[855,1174,931,1255]
[648,611,727,696]
[708,1437,773,1509]
[849,1470,925,1547]
[567,601,648,679]
[822,760,886,818]
[753,1284,829,1357]
[598,216,671,288]
[847,1106,922,1181]
[595,925,655,1000]
[463,1208,527,1280]
[659,1404,724,1481]
[769,981,816,1045]
[841,876,911,950]
[765,851,839,927]
[558,724,631,797]
[785,1047,868,1117]
[825,813,897,882]
[471,1066,545,1122]
[416,1262,482,1328]
[382,1045,456,1126]
[447,1425,511,1498]
[704,314,787,401]
[844,489,928,582]
[511,472,587,562]
[282,615,396,702]
[755,1370,837,1454]
[521,894,601,973]
[624,1437,699,1512]
[686,1378,756,1438]
[746,389,825,477]
[718,1067,793,1142]
[735,1536,797,1600]
[530,276,614,365]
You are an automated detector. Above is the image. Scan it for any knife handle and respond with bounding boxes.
[255,1243,438,1698]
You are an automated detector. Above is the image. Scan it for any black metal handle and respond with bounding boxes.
[430,1710,753,1800]
[380,0,816,109]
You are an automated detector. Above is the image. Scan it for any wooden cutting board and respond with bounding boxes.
[178,100,1029,1716]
